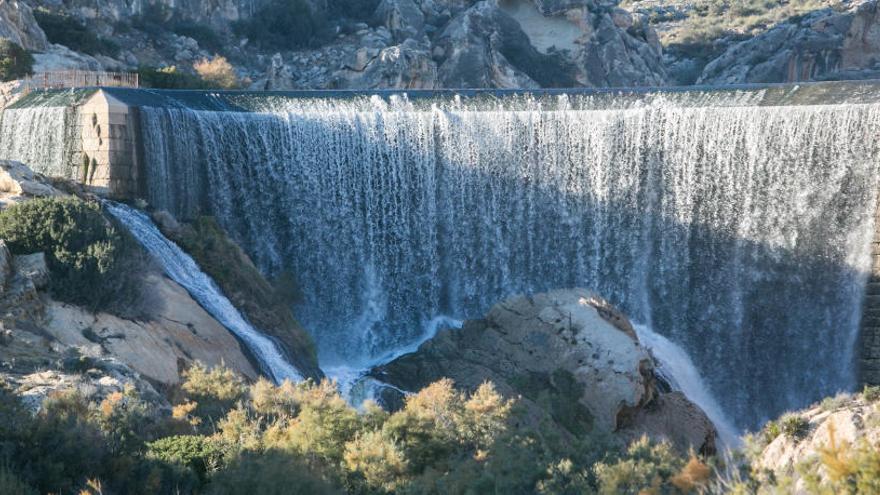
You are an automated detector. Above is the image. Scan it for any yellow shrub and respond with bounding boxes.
[193,56,241,89]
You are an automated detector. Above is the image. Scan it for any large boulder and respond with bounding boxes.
[372,289,717,454]
[699,1,880,84]
[375,0,427,41]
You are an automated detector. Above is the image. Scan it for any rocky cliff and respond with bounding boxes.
[371,289,718,456]
[6,0,880,90]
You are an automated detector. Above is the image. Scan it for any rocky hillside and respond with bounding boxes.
[4,0,877,90]
[0,159,320,391]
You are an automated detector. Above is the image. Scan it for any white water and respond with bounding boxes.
[634,323,740,447]
[3,90,880,430]
[105,201,303,383]
[132,95,880,429]
[0,106,77,178]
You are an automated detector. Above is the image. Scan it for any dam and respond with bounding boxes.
[2,82,880,430]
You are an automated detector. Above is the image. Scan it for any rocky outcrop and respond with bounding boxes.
[0,0,48,51]
[699,1,880,84]
[372,288,716,454]
[332,39,438,89]
[0,160,62,203]
[43,273,259,385]
[751,391,880,491]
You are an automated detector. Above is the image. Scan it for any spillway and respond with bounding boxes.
[3,82,880,430]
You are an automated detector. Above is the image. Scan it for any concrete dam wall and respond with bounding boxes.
[2,82,880,430]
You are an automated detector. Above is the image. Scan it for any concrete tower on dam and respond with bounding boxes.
[78,90,142,198]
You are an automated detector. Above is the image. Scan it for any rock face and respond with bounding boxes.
[372,288,716,454]
[43,273,259,385]
[752,392,880,491]
[0,0,48,51]
[699,1,880,84]
[251,0,670,91]
[0,160,62,203]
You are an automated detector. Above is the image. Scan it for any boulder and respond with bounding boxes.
[32,44,107,72]
[437,1,546,88]
[12,252,49,290]
[372,288,717,454]
[332,39,438,89]
[0,160,62,199]
[43,273,259,385]
[374,0,426,41]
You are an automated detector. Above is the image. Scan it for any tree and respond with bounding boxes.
[0,39,33,82]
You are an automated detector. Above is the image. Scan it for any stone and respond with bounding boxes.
[374,0,426,41]
[372,288,717,454]
[752,393,880,491]
[0,160,62,199]
[13,253,49,290]
[331,39,438,89]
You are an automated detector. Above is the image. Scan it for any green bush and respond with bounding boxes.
[780,413,810,440]
[137,66,212,90]
[33,8,119,56]
[0,466,37,495]
[148,435,224,483]
[0,197,145,314]
[0,39,33,82]
[233,0,321,50]
[209,450,339,495]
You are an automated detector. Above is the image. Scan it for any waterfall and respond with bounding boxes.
[634,323,739,447]
[135,93,880,430]
[0,105,80,179]
[105,201,303,383]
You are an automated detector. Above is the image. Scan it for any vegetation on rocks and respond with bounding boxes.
[193,56,242,90]
[0,197,146,315]
[33,8,120,57]
[0,362,721,495]
[0,39,33,82]
[232,0,322,50]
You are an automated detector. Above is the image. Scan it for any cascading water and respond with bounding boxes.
[634,323,739,447]
[0,105,78,178]
[2,87,878,430]
[105,201,303,383]
[133,92,880,430]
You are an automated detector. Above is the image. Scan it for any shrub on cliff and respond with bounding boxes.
[33,8,119,57]
[233,0,321,50]
[193,56,242,89]
[0,197,145,314]
[0,39,33,82]
[137,66,213,90]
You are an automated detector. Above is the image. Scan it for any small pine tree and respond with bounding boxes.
[0,39,33,82]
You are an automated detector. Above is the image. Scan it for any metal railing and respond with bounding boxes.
[22,70,139,92]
